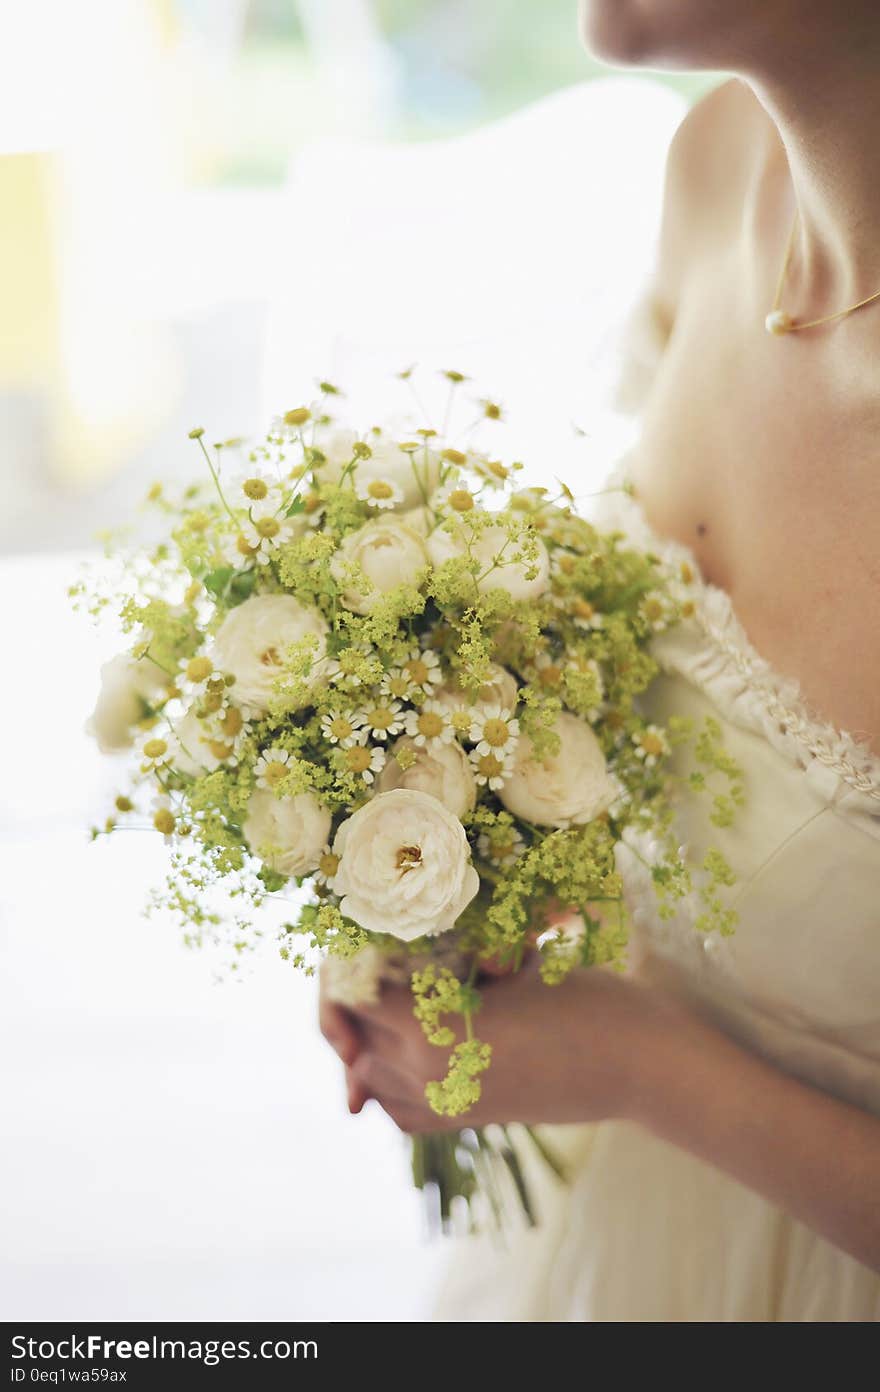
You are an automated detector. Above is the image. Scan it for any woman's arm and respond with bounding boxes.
[634,991,880,1273]
[322,964,880,1273]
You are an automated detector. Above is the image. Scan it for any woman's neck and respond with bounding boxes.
[750,60,880,304]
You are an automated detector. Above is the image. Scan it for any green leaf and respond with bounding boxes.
[203,566,233,597]
[286,496,306,517]
[228,569,257,603]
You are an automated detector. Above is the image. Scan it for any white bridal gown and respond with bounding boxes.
[434,309,880,1324]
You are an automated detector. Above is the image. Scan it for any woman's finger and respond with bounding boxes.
[318,996,361,1067]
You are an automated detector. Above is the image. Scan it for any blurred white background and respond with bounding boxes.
[0,0,701,1320]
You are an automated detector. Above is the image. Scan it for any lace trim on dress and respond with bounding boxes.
[595,462,880,807]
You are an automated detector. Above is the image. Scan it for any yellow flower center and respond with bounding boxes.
[346,746,372,773]
[481,717,509,747]
[260,646,280,667]
[477,753,505,779]
[493,838,515,860]
[417,710,444,739]
[484,403,502,421]
[368,705,397,731]
[447,488,474,513]
[572,598,594,619]
[304,492,321,513]
[329,715,354,740]
[558,555,576,576]
[451,709,472,734]
[186,656,213,683]
[284,407,311,427]
[538,664,562,687]
[680,562,695,584]
[236,534,260,557]
[153,808,175,835]
[115,796,134,813]
[255,516,281,539]
[405,657,430,685]
[143,738,168,761]
[386,675,409,698]
[367,479,394,500]
[487,458,508,478]
[396,844,422,872]
[243,478,269,501]
[441,448,467,465]
[319,851,340,879]
[641,732,665,758]
[203,691,224,713]
[208,739,234,760]
[221,707,243,737]
[645,598,664,621]
[263,760,288,788]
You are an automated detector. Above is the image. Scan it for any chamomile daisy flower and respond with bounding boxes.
[569,596,605,631]
[254,746,294,792]
[404,701,454,748]
[320,710,364,747]
[632,724,670,768]
[269,406,312,441]
[401,648,441,692]
[528,651,565,692]
[355,475,404,510]
[640,591,673,633]
[469,746,512,791]
[379,666,418,701]
[139,734,172,771]
[339,737,386,786]
[241,513,297,564]
[434,481,477,514]
[357,699,405,741]
[469,706,519,759]
[313,845,341,891]
[151,793,177,838]
[477,827,526,868]
[231,470,285,517]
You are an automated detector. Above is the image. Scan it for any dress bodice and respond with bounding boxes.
[593,466,880,1117]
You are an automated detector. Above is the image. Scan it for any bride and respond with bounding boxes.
[320,1,880,1319]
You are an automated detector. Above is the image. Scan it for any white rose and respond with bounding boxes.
[319,429,440,510]
[332,788,479,942]
[499,711,617,828]
[87,654,169,754]
[426,518,550,600]
[433,662,519,721]
[330,515,429,614]
[243,788,331,877]
[211,594,327,715]
[377,736,476,819]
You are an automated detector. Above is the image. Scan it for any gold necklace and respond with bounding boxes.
[765,210,880,335]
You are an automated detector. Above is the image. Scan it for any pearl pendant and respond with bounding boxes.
[765,309,793,336]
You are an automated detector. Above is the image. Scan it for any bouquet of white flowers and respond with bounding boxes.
[78,375,741,1232]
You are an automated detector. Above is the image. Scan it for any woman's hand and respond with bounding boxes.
[320,960,677,1134]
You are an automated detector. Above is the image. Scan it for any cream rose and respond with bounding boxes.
[499,711,617,828]
[243,788,331,877]
[330,516,429,614]
[377,736,476,819]
[211,594,327,715]
[332,788,479,941]
[319,429,440,510]
[426,518,550,600]
[433,662,519,722]
[87,654,169,754]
